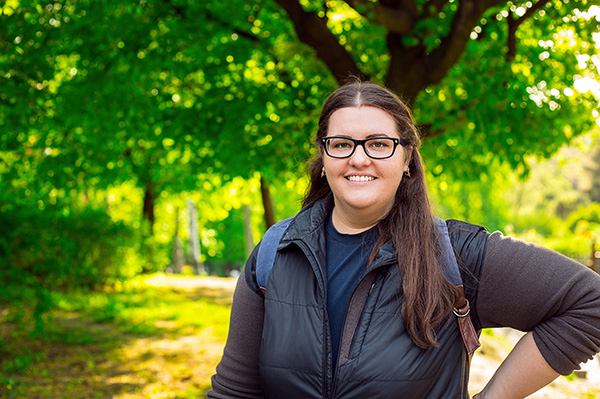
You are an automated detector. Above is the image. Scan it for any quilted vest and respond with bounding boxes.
[255,201,474,399]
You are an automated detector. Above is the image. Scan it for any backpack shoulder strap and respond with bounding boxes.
[435,216,481,355]
[255,216,295,295]
[434,216,462,286]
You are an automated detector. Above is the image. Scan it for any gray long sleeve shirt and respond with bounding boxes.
[208,230,600,398]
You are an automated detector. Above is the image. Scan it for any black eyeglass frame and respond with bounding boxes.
[320,136,407,159]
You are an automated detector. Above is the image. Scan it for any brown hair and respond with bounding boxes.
[303,81,457,348]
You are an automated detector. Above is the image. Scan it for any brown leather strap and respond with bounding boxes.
[338,272,377,367]
[453,285,481,355]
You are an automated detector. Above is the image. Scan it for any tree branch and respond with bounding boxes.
[0,97,16,108]
[506,0,551,61]
[417,123,436,139]
[386,0,504,103]
[345,0,418,33]
[162,0,260,43]
[424,0,448,16]
[426,0,503,83]
[272,0,366,84]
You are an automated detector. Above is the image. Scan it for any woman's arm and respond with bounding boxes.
[473,332,559,399]
[208,261,265,399]
[474,232,600,396]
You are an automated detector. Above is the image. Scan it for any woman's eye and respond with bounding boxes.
[334,142,351,149]
[370,140,389,148]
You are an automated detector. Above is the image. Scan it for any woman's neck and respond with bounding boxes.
[331,204,389,234]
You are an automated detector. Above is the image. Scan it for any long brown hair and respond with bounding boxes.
[303,82,457,348]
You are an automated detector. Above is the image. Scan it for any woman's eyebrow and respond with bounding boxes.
[365,133,394,138]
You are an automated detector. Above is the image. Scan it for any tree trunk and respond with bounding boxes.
[260,176,276,230]
[243,204,255,259]
[142,182,155,235]
[170,207,185,274]
[186,198,202,275]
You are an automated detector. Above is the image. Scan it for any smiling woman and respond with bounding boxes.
[208,81,600,399]
[322,106,410,234]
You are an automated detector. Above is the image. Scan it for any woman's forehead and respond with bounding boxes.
[327,106,399,137]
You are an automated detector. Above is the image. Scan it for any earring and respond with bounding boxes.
[404,168,411,177]
[321,167,326,178]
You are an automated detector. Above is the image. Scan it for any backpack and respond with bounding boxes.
[255,215,481,355]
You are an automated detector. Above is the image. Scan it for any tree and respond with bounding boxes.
[269,0,600,177]
[2,0,599,238]
[0,0,322,234]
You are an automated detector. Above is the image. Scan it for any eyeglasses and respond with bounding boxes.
[320,136,406,159]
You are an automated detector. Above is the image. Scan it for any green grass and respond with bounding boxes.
[0,274,235,399]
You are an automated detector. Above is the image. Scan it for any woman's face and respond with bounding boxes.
[323,106,409,221]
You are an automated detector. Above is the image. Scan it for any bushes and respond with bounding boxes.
[566,203,600,234]
[1,205,138,288]
[0,200,139,335]
[504,203,600,260]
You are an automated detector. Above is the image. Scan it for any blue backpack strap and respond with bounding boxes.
[434,216,481,355]
[256,216,295,294]
[434,216,462,286]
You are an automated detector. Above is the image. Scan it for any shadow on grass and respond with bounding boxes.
[0,275,236,399]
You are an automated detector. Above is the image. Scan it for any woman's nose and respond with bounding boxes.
[349,143,372,166]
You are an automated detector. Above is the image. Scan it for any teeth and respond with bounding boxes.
[347,176,375,182]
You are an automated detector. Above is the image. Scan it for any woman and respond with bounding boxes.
[208,82,600,398]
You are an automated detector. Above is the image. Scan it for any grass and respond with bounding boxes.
[0,273,235,399]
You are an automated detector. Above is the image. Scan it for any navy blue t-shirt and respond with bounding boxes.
[325,213,378,368]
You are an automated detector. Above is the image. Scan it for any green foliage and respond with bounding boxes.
[1,0,599,313]
[0,200,138,290]
[566,203,600,232]
[498,134,600,257]
[0,190,140,335]
[418,1,599,179]
[427,159,512,231]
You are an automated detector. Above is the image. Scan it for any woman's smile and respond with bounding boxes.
[345,175,376,182]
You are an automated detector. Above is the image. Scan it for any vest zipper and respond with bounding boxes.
[293,240,331,399]
[293,239,394,399]
[331,270,380,398]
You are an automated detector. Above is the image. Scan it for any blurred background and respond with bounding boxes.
[1,0,599,397]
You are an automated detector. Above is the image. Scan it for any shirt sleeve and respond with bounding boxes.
[207,250,265,398]
[477,231,600,375]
